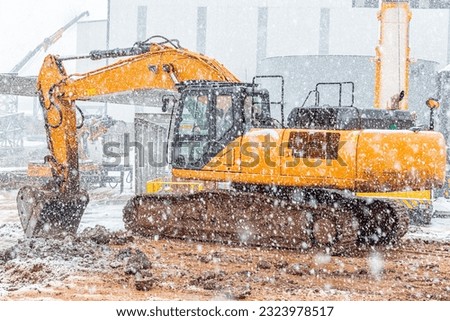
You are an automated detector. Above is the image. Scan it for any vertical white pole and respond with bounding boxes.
[374,0,411,110]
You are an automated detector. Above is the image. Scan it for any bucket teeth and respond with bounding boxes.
[17,186,89,238]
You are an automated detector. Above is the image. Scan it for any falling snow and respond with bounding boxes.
[0,0,449,303]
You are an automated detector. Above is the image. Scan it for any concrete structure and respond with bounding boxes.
[134,113,171,194]
[438,66,450,153]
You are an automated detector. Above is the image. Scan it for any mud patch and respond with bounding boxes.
[2,234,450,300]
[0,225,133,294]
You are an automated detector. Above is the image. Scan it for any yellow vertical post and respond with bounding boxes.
[374,0,412,110]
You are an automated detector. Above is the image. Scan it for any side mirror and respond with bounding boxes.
[426,98,440,131]
[426,98,440,110]
[162,95,177,113]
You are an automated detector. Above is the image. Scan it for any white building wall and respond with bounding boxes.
[206,5,258,81]
[410,9,449,65]
[267,7,321,58]
[329,8,378,56]
[76,20,107,73]
[105,0,449,82]
[68,0,449,121]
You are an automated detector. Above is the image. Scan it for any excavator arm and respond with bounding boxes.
[18,36,240,237]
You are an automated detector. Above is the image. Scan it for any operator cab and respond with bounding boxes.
[171,81,276,169]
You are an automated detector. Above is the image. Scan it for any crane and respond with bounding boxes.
[11,11,89,74]
[1,11,89,114]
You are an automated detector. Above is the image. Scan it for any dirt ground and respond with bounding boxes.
[1,228,449,301]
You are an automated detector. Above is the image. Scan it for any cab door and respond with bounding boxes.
[202,90,244,173]
[172,90,213,170]
[172,87,244,173]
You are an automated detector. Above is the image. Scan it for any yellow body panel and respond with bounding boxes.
[173,128,446,193]
[146,178,204,194]
[355,130,446,191]
[280,129,358,189]
[357,190,433,213]
[27,163,52,177]
[357,190,432,200]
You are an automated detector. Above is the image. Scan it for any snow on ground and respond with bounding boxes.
[434,197,450,215]
[79,199,127,232]
[63,187,132,234]
[0,167,27,173]
[0,190,25,251]
[407,218,450,242]
[1,188,450,300]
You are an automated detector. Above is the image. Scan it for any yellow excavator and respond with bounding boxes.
[17,35,446,254]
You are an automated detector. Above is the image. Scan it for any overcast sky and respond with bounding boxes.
[0,0,106,74]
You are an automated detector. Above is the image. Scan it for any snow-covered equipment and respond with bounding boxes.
[16,34,445,255]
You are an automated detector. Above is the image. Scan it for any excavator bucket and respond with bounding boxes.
[17,186,89,238]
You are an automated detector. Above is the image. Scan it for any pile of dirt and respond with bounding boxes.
[0,225,145,293]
